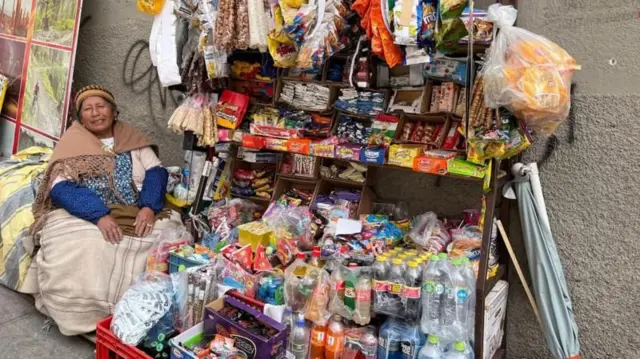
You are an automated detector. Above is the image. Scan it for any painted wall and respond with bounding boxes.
[72,1,640,358]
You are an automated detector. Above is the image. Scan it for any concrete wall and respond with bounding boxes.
[72,1,640,358]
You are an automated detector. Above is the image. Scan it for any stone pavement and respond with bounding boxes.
[0,285,95,358]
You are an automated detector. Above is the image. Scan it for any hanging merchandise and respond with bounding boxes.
[248,0,271,51]
[168,93,219,147]
[392,0,420,46]
[351,0,403,67]
[482,4,580,135]
[417,0,437,47]
[215,90,251,129]
[149,0,183,86]
[201,0,230,79]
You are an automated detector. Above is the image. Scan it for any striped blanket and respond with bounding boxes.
[22,208,183,335]
[0,147,51,291]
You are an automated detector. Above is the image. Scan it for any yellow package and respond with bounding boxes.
[137,0,166,15]
[388,144,425,168]
[238,221,273,250]
[0,75,8,112]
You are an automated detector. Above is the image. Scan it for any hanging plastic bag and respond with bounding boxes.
[138,0,166,15]
[481,4,580,135]
[407,212,451,253]
[111,272,174,345]
[352,0,402,67]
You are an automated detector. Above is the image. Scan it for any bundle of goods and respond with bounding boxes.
[460,7,494,43]
[249,107,333,139]
[207,198,263,249]
[167,93,219,146]
[0,74,7,111]
[429,82,462,113]
[328,264,372,325]
[351,0,402,67]
[336,114,372,145]
[229,80,274,104]
[146,228,195,273]
[230,59,276,81]
[280,82,331,111]
[173,332,239,359]
[313,189,362,220]
[397,120,444,145]
[320,161,368,183]
[280,153,318,178]
[231,167,276,199]
[334,89,386,116]
[482,4,580,135]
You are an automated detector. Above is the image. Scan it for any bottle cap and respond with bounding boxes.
[392,258,403,265]
[427,335,439,345]
[408,261,418,268]
[312,246,321,257]
[461,256,470,264]
[454,341,466,352]
[438,253,448,260]
[377,256,387,262]
[296,317,306,326]
[451,257,461,265]
[348,263,358,268]
[430,255,440,262]
[296,253,306,260]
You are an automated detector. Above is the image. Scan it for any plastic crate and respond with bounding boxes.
[168,252,202,273]
[96,316,152,359]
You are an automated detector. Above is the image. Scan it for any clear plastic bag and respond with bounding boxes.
[263,203,315,250]
[481,4,580,135]
[111,272,174,345]
[147,228,195,273]
[407,212,451,253]
[137,0,166,15]
[284,258,330,323]
[328,265,372,325]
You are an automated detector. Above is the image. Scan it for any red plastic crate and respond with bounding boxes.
[95,316,152,359]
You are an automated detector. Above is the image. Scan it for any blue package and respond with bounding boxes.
[424,58,468,84]
[360,147,386,165]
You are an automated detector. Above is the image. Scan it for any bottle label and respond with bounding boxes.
[400,342,416,357]
[456,287,469,302]
[372,279,389,292]
[390,283,403,295]
[435,283,445,295]
[424,281,435,293]
[345,287,356,299]
[356,288,371,301]
[311,331,325,345]
[402,285,421,299]
[333,281,345,291]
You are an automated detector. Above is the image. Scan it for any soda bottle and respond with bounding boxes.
[325,315,345,359]
[387,258,406,317]
[353,267,372,325]
[360,326,378,359]
[291,314,310,359]
[310,246,323,268]
[373,255,389,314]
[310,319,328,359]
[403,261,422,320]
[443,341,472,359]
[418,335,442,359]
[344,264,359,311]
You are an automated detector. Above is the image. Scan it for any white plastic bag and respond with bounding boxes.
[481,4,580,135]
[407,212,451,253]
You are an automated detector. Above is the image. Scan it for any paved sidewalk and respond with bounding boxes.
[0,285,95,358]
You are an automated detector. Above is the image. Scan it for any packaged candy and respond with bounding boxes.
[417,0,437,46]
[393,0,420,46]
[359,147,386,165]
[336,144,364,162]
[265,137,289,151]
[413,150,456,175]
[407,212,451,253]
[388,144,425,168]
[482,4,580,134]
[368,114,399,147]
[216,90,250,129]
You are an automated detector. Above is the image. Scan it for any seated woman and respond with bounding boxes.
[25,85,183,335]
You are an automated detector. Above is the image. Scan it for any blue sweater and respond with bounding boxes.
[50,166,168,224]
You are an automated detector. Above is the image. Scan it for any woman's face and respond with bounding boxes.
[79,96,115,138]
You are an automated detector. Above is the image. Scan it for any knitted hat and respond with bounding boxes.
[75,85,117,112]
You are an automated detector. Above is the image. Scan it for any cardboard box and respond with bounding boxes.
[286,138,312,155]
[387,86,430,114]
[242,135,267,150]
[336,144,364,162]
[483,280,509,359]
[388,144,425,168]
[359,147,386,165]
[310,143,336,158]
[413,150,457,175]
[204,296,288,359]
[265,137,289,151]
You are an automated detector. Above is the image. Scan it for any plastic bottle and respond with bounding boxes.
[418,335,443,359]
[460,257,476,341]
[360,326,378,359]
[387,258,406,317]
[310,319,328,359]
[291,314,310,359]
[309,246,323,268]
[373,255,389,313]
[449,258,471,340]
[399,321,426,359]
[404,261,422,320]
[421,255,442,335]
[344,264,358,311]
[354,267,372,325]
[377,318,402,359]
[325,315,345,359]
[438,254,456,339]
[443,341,472,359]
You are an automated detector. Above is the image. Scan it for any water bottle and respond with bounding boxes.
[418,335,443,359]
[404,261,422,320]
[438,254,456,339]
[377,318,403,359]
[291,314,310,359]
[443,341,473,359]
[459,257,476,341]
[421,255,442,335]
[450,258,471,340]
[399,321,426,359]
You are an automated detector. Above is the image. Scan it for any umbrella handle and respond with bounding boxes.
[496,220,542,325]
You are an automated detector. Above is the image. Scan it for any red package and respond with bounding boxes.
[242,134,267,149]
[409,122,424,142]
[442,123,461,149]
[287,139,312,155]
[216,90,250,129]
[400,122,414,141]
[253,245,273,272]
[232,244,254,272]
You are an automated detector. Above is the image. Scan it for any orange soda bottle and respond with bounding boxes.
[325,315,345,359]
[310,319,328,359]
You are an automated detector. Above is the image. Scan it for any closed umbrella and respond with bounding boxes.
[509,162,581,359]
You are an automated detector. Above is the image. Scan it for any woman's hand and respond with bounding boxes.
[134,207,155,237]
[97,215,123,244]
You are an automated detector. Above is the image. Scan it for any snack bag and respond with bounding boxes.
[481,4,580,135]
[137,0,166,15]
[215,90,250,129]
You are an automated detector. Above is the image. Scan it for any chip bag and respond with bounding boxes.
[137,0,166,15]
[481,4,580,135]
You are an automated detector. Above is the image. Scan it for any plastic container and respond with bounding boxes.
[168,252,202,274]
[96,316,152,359]
[377,318,426,359]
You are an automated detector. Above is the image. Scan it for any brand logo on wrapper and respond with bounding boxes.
[373,279,390,292]
[231,335,257,357]
[457,288,469,302]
